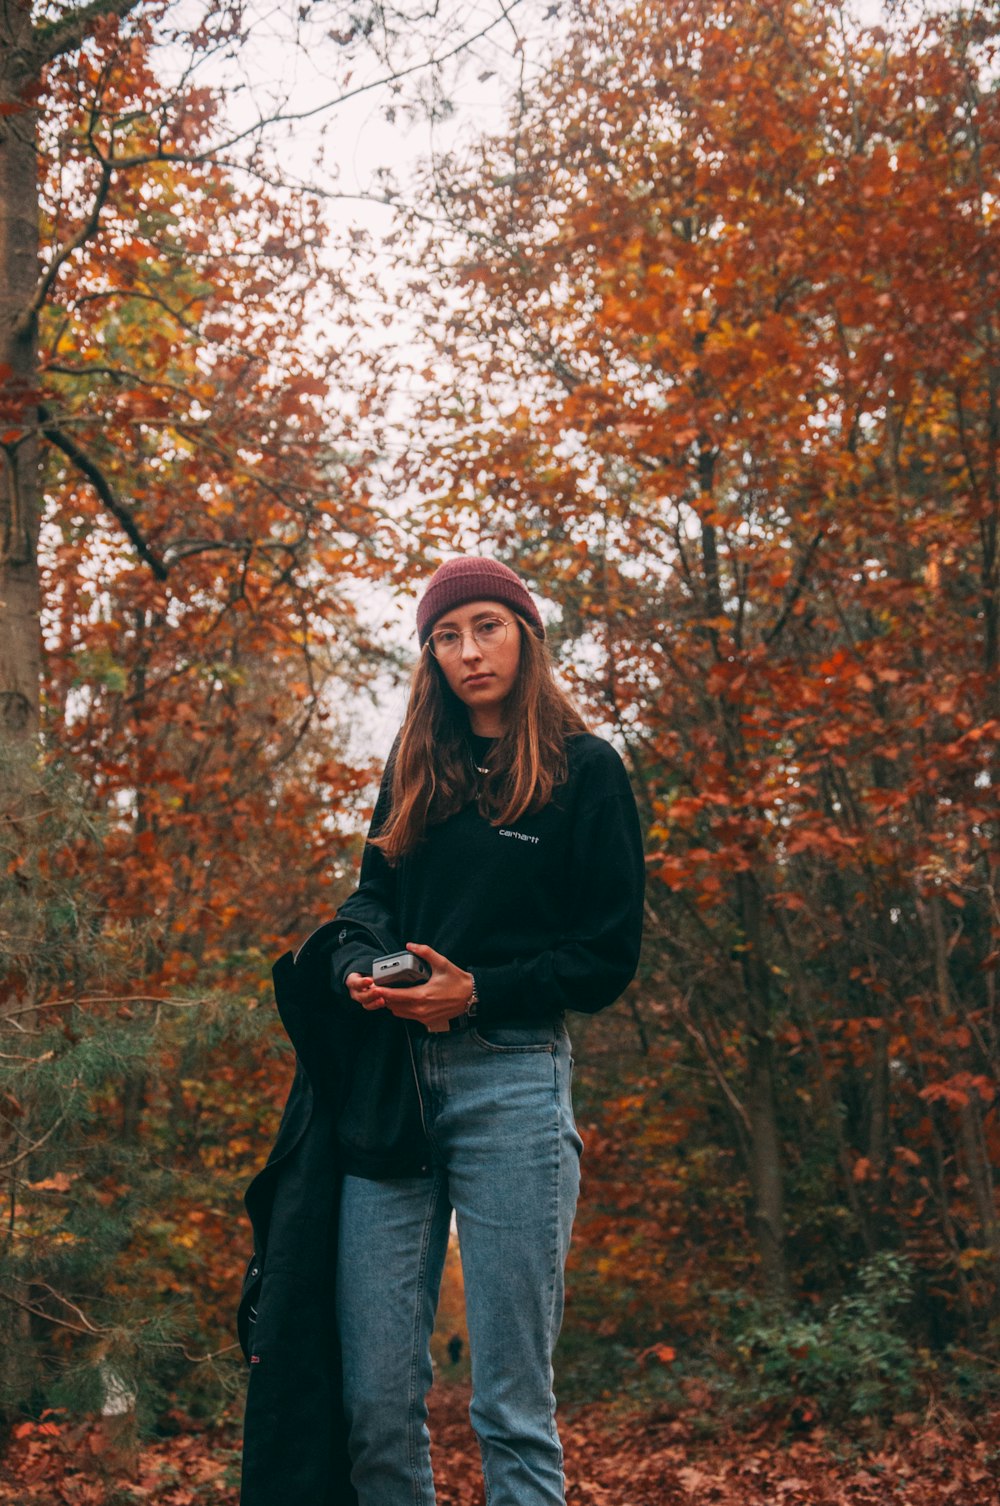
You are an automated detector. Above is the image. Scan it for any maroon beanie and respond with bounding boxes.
[416,557,545,647]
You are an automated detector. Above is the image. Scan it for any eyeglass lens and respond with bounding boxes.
[429,619,508,658]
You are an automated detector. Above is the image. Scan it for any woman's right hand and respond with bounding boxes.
[345,972,387,1011]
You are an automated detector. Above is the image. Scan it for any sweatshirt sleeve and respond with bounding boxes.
[470,745,645,1024]
[330,745,402,995]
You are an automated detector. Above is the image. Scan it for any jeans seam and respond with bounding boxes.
[407,1173,443,1506]
[546,1049,566,1474]
[469,1030,555,1055]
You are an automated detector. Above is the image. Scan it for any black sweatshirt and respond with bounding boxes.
[332,731,646,1025]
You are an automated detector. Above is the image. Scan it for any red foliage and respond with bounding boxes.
[393,0,1000,1332]
[7,1388,997,1505]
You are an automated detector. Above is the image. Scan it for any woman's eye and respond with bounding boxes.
[436,632,459,648]
[478,620,503,638]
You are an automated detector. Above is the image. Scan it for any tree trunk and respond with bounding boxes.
[737,871,790,1300]
[0,1,42,738]
[695,439,789,1300]
[926,894,1000,1290]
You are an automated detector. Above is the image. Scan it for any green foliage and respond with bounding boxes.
[731,1253,920,1424]
[559,1024,989,1430]
[562,1252,928,1433]
[0,737,268,1430]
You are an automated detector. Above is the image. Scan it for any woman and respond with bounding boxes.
[328,555,646,1506]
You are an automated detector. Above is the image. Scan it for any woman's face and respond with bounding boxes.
[428,597,523,735]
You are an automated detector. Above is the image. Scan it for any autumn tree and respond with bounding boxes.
[2,0,531,738]
[0,3,392,1423]
[0,0,550,1432]
[396,0,1000,1366]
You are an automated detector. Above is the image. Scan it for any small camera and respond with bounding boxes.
[372,951,432,988]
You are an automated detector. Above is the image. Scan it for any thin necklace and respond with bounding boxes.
[468,739,491,776]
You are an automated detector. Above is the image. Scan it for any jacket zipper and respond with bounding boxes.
[406,1026,430,1149]
[293,914,390,965]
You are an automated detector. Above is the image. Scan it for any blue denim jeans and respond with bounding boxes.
[335,1016,583,1506]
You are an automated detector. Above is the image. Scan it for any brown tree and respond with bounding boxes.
[395,0,1000,1333]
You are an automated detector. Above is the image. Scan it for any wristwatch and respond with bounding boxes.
[466,975,479,1018]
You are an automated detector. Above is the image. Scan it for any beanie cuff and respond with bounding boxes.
[416,558,545,646]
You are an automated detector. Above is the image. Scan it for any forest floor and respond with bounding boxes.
[1,1382,997,1504]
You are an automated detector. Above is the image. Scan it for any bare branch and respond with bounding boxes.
[106,0,527,172]
[37,405,169,581]
[2,993,228,1019]
[0,1114,66,1172]
[19,156,113,335]
[764,525,826,646]
[151,1336,243,1363]
[0,1285,107,1337]
[33,0,145,65]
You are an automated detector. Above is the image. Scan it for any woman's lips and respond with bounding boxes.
[464,673,493,686]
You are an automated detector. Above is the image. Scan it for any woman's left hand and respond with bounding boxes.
[378,942,474,1031]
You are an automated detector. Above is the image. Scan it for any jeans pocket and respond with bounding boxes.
[470,1022,557,1053]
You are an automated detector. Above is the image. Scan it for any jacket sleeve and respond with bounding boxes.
[470,746,646,1024]
[330,742,402,995]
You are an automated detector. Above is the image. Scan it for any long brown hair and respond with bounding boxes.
[371,612,590,863]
